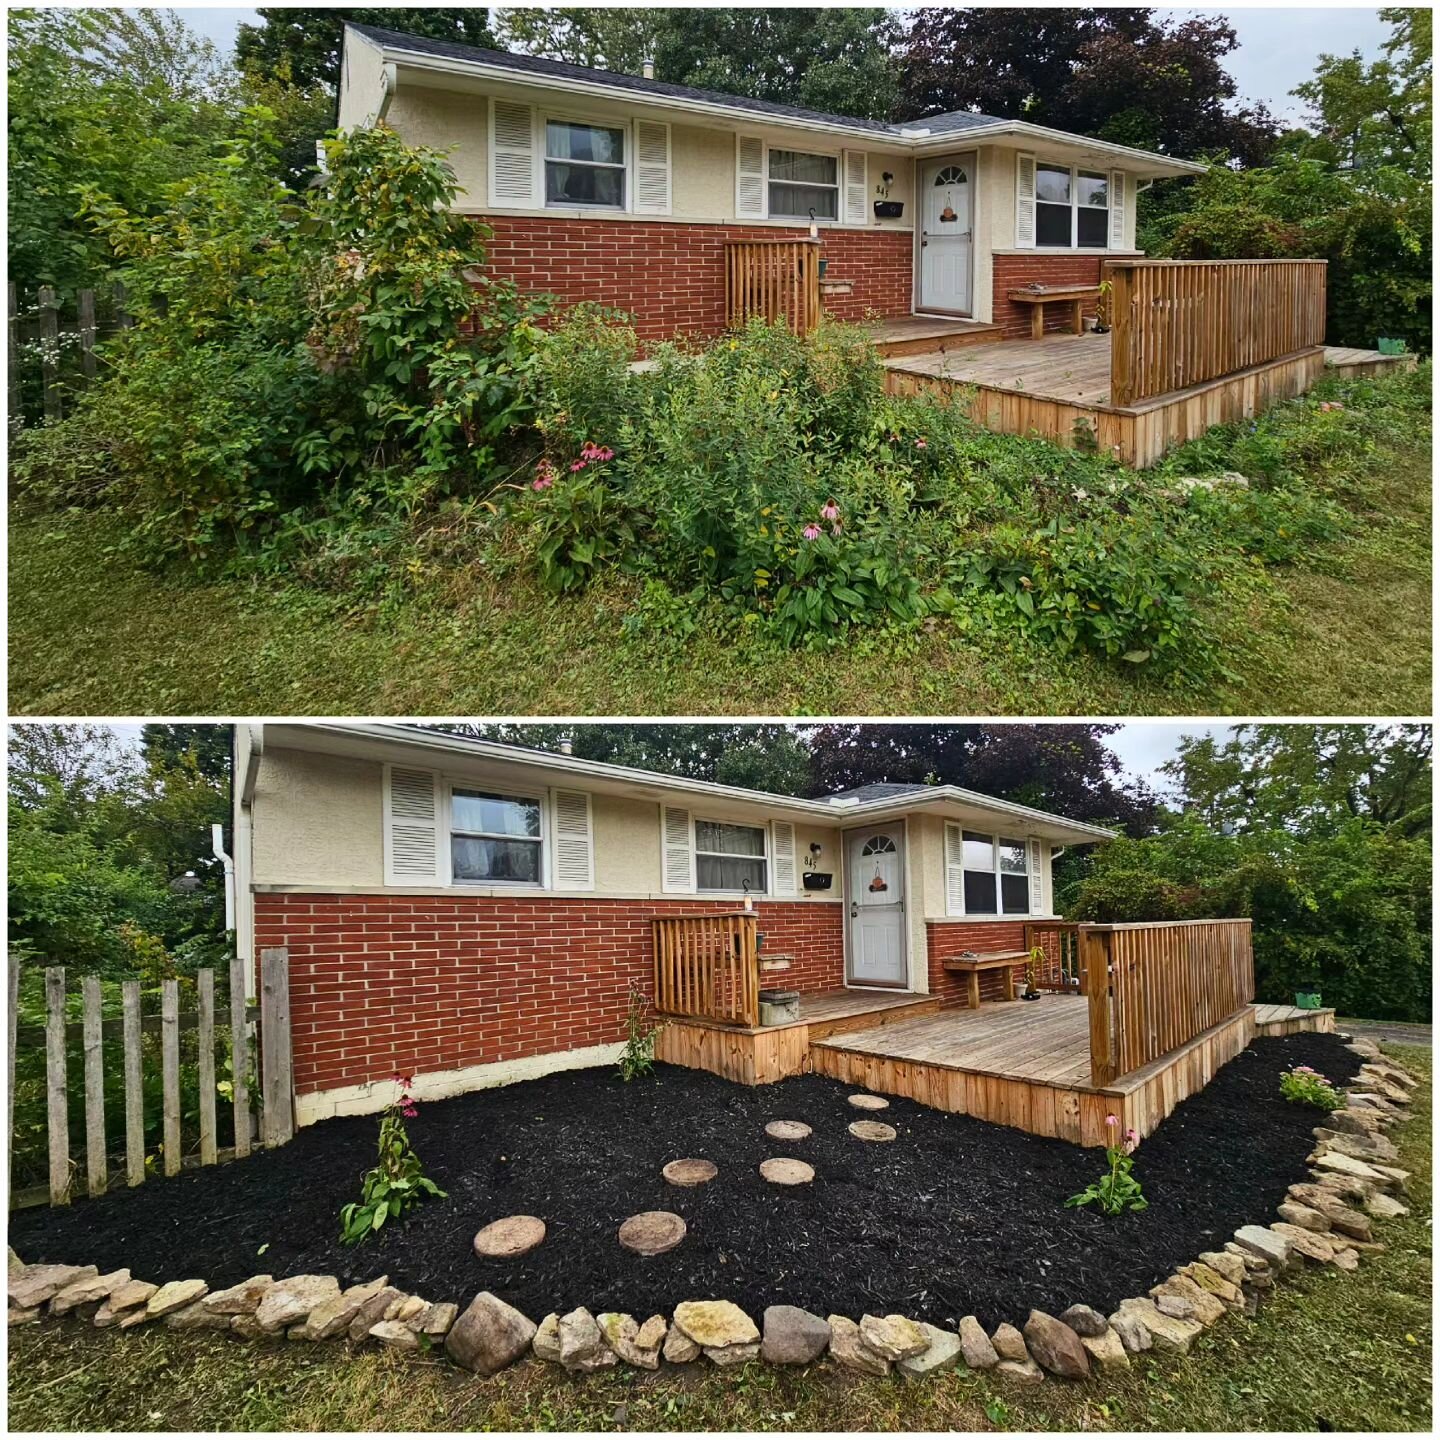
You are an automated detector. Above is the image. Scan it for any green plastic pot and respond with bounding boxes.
[1294,989,1323,1010]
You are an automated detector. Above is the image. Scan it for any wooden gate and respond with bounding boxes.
[724,240,823,335]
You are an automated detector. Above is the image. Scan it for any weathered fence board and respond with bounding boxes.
[161,979,181,1176]
[45,968,69,1204]
[37,286,61,422]
[8,284,130,424]
[260,948,295,1148]
[230,956,251,1160]
[7,952,19,1191]
[198,969,217,1166]
[82,975,107,1197]
[122,980,144,1187]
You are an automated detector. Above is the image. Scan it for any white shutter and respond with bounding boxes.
[633,119,671,215]
[551,789,594,890]
[842,149,868,225]
[1028,838,1046,914]
[944,823,965,916]
[1108,169,1126,249]
[736,135,766,219]
[489,98,537,207]
[1015,152,1037,248]
[661,806,694,893]
[384,766,443,884]
[770,821,797,896]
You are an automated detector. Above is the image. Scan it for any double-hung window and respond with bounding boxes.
[768,148,839,220]
[545,120,625,209]
[1035,163,1109,249]
[451,790,543,885]
[695,820,768,894]
[962,832,1031,915]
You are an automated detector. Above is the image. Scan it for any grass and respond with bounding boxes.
[8,369,1431,717]
[8,1045,1431,1432]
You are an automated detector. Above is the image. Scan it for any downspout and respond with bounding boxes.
[212,824,235,936]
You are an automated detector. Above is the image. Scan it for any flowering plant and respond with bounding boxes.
[339,1072,446,1244]
[1279,1063,1343,1110]
[1065,1115,1148,1215]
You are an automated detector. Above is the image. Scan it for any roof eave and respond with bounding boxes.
[908,120,1206,176]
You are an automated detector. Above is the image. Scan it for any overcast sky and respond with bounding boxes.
[170,5,1391,124]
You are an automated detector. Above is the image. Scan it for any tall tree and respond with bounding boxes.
[495,8,664,73]
[235,8,496,91]
[898,8,1277,163]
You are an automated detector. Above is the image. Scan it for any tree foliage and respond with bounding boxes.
[897,8,1277,164]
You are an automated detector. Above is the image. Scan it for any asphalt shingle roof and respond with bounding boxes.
[349,23,1009,138]
[822,783,936,803]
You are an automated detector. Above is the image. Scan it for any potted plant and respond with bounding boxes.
[1294,983,1323,1010]
[1021,946,1044,1000]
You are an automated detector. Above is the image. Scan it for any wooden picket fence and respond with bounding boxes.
[7,948,295,1208]
[7,282,132,426]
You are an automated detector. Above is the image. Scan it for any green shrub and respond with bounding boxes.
[1279,1064,1344,1111]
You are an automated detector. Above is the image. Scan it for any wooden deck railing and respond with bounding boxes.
[1105,259,1327,406]
[1023,921,1084,992]
[724,240,822,335]
[1081,919,1255,1085]
[652,913,760,1028]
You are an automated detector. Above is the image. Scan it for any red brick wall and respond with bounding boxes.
[992,254,1105,341]
[926,920,1030,1008]
[254,893,844,1097]
[473,215,913,341]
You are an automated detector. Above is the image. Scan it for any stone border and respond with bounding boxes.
[8,1036,1417,1385]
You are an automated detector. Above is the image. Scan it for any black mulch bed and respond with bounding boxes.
[9,1033,1362,1333]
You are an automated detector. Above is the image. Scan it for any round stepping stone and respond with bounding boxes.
[848,1120,897,1143]
[662,1158,718,1188]
[760,1157,815,1186]
[473,1215,546,1259]
[765,1120,812,1142]
[618,1210,687,1256]
[848,1093,890,1111]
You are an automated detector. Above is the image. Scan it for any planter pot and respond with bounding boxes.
[802,872,833,891]
[874,200,904,219]
[1295,989,1324,1010]
[759,988,800,1026]
[1021,990,1041,1002]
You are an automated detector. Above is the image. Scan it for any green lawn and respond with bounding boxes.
[7,1046,1431,1432]
[8,372,1431,716]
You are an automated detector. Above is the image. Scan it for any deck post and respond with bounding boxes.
[1082,928,1116,1086]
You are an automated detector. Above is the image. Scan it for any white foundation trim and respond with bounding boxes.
[294,1042,626,1126]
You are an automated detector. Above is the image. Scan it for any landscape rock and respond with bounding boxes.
[1150,1276,1226,1326]
[7,1248,23,1276]
[1365,1191,1409,1219]
[255,1275,339,1333]
[1198,1250,1247,1287]
[202,1275,274,1317]
[10,1263,97,1311]
[370,1319,421,1352]
[1368,1163,1412,1192]
[386,1295,427,1325]
[1154,1293,1197,1322]
[1108,1310,1153,1354]
[957,1314,999,1369]
[1080,1327,1131,1372]
[859,1313,929,1361]
[296,1276,393,1341]
[995,1357,1046,1385]
[419,1302,458,1338]
[761,1305,830,1365]
[558,1307,617,1372]
[1277,1201,1331,1232]
[827,1315,890,1376]
[1024,1310,1091,1378]
[9,1306,40,1326]
[347,1286,403,1343]
[1330,1247,1361,1272]
[229,1314,266,1340]
[672,1300,760,1357]
[445,1291,537,1375]
[1178,1262,1244,1310]
[1058,1303,1108,1338]
[991,1322,1029,1363]
[145,1279,208,1319]
[1326,1107,1386,1136]
[51,1269,130,1315]
[1271,1223,1339,1262]
[1312,1151,1393,1187]
[662,1323,701,1363]
[1113,1298,1202,1355]
[533,1313,562,1362]
[899,1323,962,1378]
[598,1312,664,1369]
[1315,1131,1400,1163]
[93,1280,158,1327]
[1232,1225,1294,1270]
[166,1301,232,1332]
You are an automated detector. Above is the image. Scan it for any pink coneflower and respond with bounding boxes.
[533,475,554,491]
[802,524,822,540]
[914,437,928,449]
[820,500,840,521]
[1105,1114,1119,1128]
[831,522,842,537]
[402,1104,419,1118]
[1125,1127,1138,1144]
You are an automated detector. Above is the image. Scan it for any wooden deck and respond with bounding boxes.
[1251,1002,1337,1036]
[867,315,1002,359]
[1323,345,1418,380]
[884,332,1327,467]
[808,993,1256,1148]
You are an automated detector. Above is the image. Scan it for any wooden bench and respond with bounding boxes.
[940,949,1028,1009]
[1006,284,1103,340]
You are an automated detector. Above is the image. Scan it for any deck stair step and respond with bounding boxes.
[868,317,1003,359]
[804,993,941,1042]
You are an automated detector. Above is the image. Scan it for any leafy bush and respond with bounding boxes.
[339,1073,446,1244]
[1279,1064,1344,1111]
[617,986,663,1083]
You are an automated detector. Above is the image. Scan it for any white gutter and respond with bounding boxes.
[369,37,1205,176]
[292,722,1117,843]
[377,61,397,123]
[241,723,264,805]
[211,823,235,934]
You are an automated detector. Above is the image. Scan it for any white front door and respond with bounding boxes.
[846,827,907,987]
[920,158,974,313]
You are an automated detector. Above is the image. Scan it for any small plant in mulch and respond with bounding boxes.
[618,986,663,1083]
[1066,1114,1148,1215]
[339,1073,446,1244]
[1279,1063,1344,1111]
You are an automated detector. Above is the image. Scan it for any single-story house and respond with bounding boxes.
[234,723,1115,1125]
[336,22,1205,343]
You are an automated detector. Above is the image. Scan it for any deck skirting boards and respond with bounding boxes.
[885,346,1326,468]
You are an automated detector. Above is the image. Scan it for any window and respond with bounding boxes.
[451,790,542,885]
[961,831,1030,915]
[768,148,838,220]
[545,120,625,208]
[1035,163,1110,249]
[695,820,768,893]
